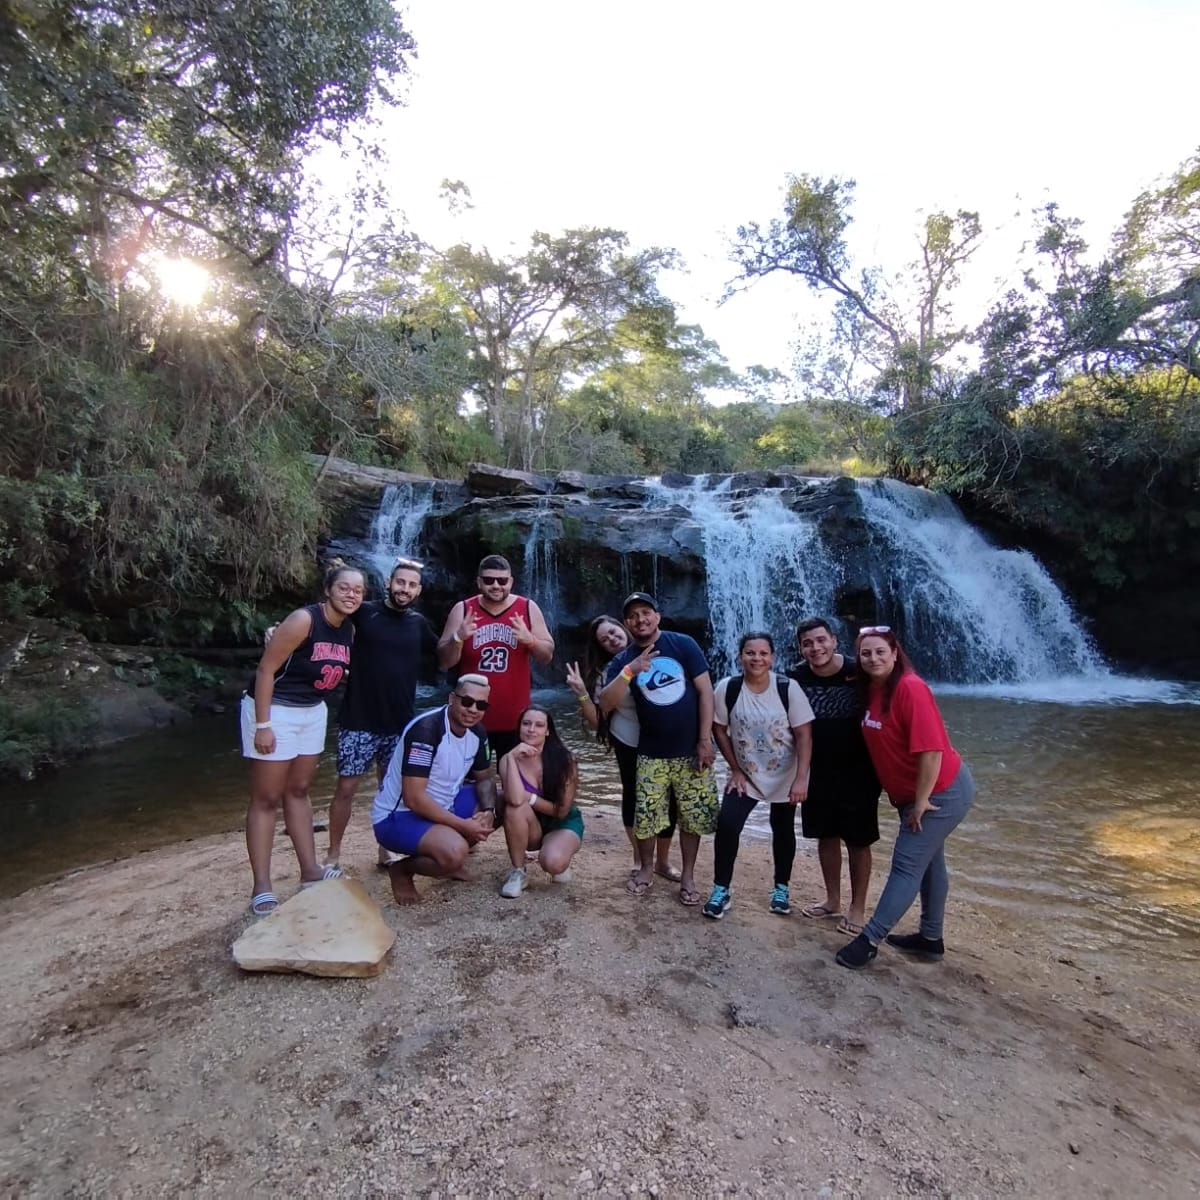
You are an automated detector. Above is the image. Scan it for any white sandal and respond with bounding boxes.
[300,865,345,889]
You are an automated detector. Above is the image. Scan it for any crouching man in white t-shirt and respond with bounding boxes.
[372,674,498,905]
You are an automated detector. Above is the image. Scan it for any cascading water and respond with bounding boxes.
[364,482,435,587]
[523,498,561,634]
[857,478,1106,684]
[645,477,841,676]
[646,474,1135,692]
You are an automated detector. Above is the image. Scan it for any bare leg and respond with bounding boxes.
[281,755,324,882]
[387,825,471,906]
[625,824,639,868]
[817,838,844,911]
[503,802,542,868]
[374,761,396,866]
[246,759,291,897]
[846,844,873,928]
[655,831,680,879]
[678,830,701,900]
[326,773,363,866]
[629,837,655,891]
[539,830,581,877]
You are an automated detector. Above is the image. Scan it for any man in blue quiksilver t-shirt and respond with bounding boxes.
[600,592,718,907]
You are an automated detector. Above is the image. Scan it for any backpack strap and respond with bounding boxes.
[726,674,791,718]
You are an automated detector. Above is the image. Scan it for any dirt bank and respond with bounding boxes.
[1,814,1197,1196]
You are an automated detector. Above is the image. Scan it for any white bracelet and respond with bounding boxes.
[255,722,272,730]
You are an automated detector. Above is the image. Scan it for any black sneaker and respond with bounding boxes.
[886,932,945,961]
[835,933,878,970]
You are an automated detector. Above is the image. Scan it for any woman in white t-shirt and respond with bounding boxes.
[704,631,814,921]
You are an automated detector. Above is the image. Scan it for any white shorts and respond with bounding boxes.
[240,694,328,761]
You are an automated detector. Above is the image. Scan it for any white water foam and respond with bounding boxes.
[365,482,435,588]
[645,476,840,676]
[857,478,1107,684]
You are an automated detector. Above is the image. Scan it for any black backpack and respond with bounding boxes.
[724,674,791,718]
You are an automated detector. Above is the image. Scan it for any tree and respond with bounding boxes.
[0,0,416,635]
[552,306,738,473]
[425,229,678,469]
[1,0,413,284]
[730,175,982,411]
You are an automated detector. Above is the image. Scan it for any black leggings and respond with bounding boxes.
[612,737,677,839]
[713,790,796,888]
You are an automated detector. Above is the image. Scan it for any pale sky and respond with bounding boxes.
[368,0,1198,385]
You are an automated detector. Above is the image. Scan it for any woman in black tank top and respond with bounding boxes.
[242,563,364,916]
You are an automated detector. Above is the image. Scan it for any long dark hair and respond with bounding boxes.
[582,614,627,748]
[518,707,577,816]
[855,627,916,714]
[582,614,625,695]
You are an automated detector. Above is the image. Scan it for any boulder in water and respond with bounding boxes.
[232,879,395,978]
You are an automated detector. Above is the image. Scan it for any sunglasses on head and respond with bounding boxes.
[480,575,510,586]
[859,625,892,635]
[455,694,490,711]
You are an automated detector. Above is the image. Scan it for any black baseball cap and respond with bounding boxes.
[622,592,659,615]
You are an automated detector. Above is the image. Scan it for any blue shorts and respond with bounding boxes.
[337,729,401,778]
[373,785,478,856]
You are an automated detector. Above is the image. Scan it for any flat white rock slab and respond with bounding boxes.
[233,878,395,978]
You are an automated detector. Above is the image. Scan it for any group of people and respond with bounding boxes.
[240,553,976,971]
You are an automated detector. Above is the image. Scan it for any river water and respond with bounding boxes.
[4,690,1199,967]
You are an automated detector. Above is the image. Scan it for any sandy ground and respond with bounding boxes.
[1,809,1198,1198]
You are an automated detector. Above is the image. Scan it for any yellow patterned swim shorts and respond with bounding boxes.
[634,756,719,839]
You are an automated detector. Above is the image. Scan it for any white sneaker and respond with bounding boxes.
[500,868,528,899]
[551,868,573,884]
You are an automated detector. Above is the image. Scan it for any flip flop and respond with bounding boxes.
[837,918,865,936]
[250,892,278,916]
[301,865,346,890]
[801,902,842,920]
[625,875,653,896]
[654,864,683,882]
[678,886,702,907]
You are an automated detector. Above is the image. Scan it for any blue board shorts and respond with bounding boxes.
[373,785,479,856]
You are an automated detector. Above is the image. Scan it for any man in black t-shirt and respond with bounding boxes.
[788,617,881,936]
[326,558,438,867]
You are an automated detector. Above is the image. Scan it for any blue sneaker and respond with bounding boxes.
[769,884,791,915]
[703,885,732,920]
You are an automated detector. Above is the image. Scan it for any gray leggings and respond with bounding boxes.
[863,763,975,944]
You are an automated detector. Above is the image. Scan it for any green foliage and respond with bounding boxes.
[732,175,982,412]
[0,697,97,779]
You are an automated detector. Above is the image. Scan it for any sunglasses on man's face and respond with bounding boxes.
[455,695,490,712]
[479,575,510,586]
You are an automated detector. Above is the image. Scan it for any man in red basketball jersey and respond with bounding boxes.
[437,554,555,760]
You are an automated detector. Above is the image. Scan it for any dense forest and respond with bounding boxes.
[2,2,1197,660]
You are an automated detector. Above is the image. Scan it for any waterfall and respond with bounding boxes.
[650,474,1119,689]
[523,498,561,633]
[364,483,435,588]
[857,479,1106,683]
[645,477,841,676]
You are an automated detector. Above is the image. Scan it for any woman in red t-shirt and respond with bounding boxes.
[835,626,976,970]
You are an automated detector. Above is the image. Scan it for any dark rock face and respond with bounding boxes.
[314,460,873,656]
[465,463,552,497]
